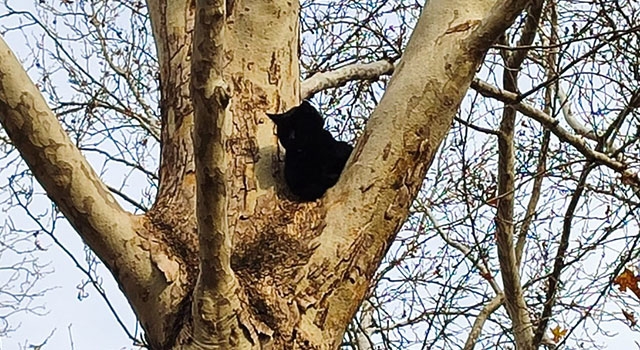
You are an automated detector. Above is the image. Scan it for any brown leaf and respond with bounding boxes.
[550,325,567,343]
[480,270,493,281]
[614,268,640,299]
[622,309,637,327]
[621,172,638,185]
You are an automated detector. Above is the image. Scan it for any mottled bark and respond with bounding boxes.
[142,0,200,347]
[0,35,169,347]
[294,0,531,345]
[0,0,532,348]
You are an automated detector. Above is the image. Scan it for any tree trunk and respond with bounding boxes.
[0,0,532,348]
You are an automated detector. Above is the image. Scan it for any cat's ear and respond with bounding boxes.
[298,100,324,128]
[266,112,283,123]
[298,100,315,113]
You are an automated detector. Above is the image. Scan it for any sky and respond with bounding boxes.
[3,220,139,350]
[1,1,640,349]
[0,2,143,349]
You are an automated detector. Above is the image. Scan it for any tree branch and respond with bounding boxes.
[463,294,504,350]
[0,33,159,342]
[556,85,598,141]
[425,207,502,294]
[191,0,245,346]
[493,2,543,348]
[300,59,395,99]
[295,0,533,347]
[516,130,550,266]
[533,162,593,346]
[471,78,640,186]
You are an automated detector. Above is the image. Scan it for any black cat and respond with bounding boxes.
[267,101,352,201]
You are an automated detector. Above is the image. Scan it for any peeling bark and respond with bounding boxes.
[0,0,532,348]
[0,35,176,348]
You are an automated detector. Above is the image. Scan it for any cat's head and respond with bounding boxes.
[267,100,324,150]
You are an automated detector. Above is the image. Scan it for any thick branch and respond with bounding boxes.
[192,0,232,288]
[293,0,532,347]
[146,0,198,230]
[300,60,395,99]
[0,33,158,338]
[191,0,244,347]
[533,163,592,347]
[556,85,598,140]
[469,0,539,54]
[508,0,544,68]
[463,294,504,350]
[471,78,640,186]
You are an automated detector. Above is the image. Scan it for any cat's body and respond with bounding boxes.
[267,101,352,201]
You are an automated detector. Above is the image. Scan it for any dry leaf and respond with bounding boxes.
[622,309,637,327]
[614,268,640,299]
[550,325,567,343]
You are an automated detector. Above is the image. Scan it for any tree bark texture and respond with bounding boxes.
[0,0,532,348]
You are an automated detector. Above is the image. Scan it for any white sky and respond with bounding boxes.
[2,1,640,349]
[0,3,141,348]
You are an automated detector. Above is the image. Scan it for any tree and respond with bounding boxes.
[1,0,640,349]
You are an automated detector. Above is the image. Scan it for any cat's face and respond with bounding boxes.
[267,101,324,150]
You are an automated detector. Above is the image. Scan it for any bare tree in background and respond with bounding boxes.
[1,0,640,349]
[0,223,50,338]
